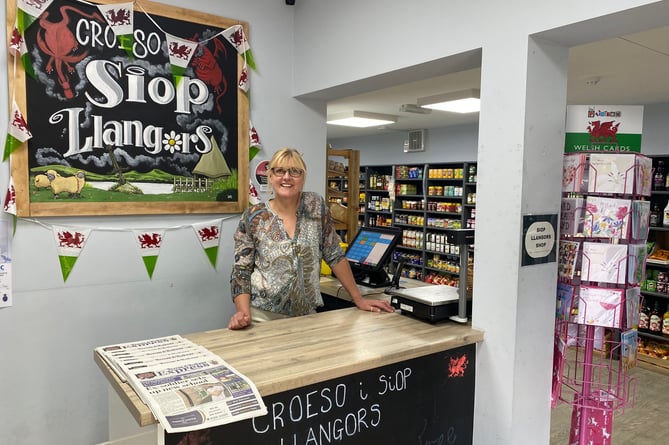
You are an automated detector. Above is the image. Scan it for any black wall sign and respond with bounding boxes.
[165,343,476,444]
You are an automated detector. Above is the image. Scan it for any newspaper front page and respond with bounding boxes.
[96,335,267,433]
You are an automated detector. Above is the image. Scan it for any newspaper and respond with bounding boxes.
[96,335,267,433]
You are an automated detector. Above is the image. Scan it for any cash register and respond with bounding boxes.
[346,226,401,288]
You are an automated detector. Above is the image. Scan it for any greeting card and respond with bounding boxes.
[556,283,576,321]
[562,153,587,193]
[627,244,647,285]
[582,196,631,239]
[634,155,652,196]
[558,240,580,279]
[588,153,636,194]
[577,285,624,328]
[625,287,641,330]
[621,329,638,370]
[630,200,650,241]
[581,242,627,284]
[560,197,584,236]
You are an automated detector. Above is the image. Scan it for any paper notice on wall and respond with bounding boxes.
[0,220,12,308]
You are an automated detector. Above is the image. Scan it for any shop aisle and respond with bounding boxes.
[550,366,669,443]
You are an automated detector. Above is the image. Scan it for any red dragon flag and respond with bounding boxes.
[52,226,92,282]
[4,100,33,161]
[221,25,256,71]
[3,176,17,217]
[249,121,262,161]
[17,0,54,32]
[97,2,134,59]
[134,230,165,279]
[192,220,222,268]
[9,21,34,79]
[165,34,198,87]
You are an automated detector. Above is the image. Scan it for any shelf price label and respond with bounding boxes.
[522,214,557,266]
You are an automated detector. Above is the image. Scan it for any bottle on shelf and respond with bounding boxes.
[663,201,669,227]
[663,303,669,338]
[639,299,651,333]
[650,300,663,335]
[654,160,666,191]
[651,203,662,227]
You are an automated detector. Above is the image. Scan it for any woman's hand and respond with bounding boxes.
[354,298,395,313]
[228,310,251,330]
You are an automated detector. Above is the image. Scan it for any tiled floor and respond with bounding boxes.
[550,363,669,444]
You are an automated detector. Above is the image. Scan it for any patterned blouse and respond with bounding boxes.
[230,192,345,316]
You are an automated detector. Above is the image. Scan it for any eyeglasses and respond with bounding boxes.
[271,167,304,177]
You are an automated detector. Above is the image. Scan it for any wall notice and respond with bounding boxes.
[522,214,557,266]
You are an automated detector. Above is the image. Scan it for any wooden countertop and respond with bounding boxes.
[95,306,484,427]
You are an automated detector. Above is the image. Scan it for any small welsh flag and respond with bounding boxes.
[8,22,34,78]
[52,226,91,282]
[249,121,262,161]
[165,34,198,85]
[221,25,256,71]
[4,175,18,234]
[97,2,134,58]
[134,230,164,279]
[4,100,32,161]
[192,220,222,268]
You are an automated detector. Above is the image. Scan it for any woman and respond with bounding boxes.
[228,148,394,329]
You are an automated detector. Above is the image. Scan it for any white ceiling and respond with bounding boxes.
[326,26,669,140]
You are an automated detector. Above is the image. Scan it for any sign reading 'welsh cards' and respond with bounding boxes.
[8,0,250,216]
[564,105,643,153]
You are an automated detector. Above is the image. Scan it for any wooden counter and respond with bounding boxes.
[95,306,484,429]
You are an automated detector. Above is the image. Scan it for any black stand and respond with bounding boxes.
[443,229,475,323]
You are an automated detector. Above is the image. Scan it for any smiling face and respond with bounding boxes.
[268,148,307,200]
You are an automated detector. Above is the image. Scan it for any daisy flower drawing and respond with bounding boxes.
[163,131,182,154]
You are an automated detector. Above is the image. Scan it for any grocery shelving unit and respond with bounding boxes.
[325,147,360,243]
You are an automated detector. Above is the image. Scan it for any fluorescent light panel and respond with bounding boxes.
[327,110,397,128]
[417,88,480,113]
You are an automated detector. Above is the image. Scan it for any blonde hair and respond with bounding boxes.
[268,148,307,175]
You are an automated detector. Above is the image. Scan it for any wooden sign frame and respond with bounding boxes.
[6,0,249,216]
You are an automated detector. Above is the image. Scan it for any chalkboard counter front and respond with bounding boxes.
[95,305,483,444]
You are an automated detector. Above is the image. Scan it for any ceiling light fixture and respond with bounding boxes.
[399,104,432,114]
[417,88,480,113]
[326,110,398,128]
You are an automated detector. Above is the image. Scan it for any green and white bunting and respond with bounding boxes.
[134,230,165,279]
[4,100,32,161]
[565,105,644,153]
[166,34,198,85]
[192,220,222,268]
[52,226,91,282]
[97,2,134,59]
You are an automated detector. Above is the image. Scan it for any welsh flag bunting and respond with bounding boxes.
[8,23,34,78]
[97,2,134,59]
[249,180,260,205]
[52,226,91,282]
[221,25,256,71]
[3,176,16,216]
[134,230,165,279]
[249,121,262,161]
[192,220,222,268]
[238,66,249,93]
[4,100,33,161]
[17,0,53,31]
[165,34,198,85]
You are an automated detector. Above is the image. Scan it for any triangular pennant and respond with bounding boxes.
[134,230,165,279]
[3,176,18,234]
[249,121,262,161]
[221,25,256,71]
[238,66,249,93]
[249,180,260,205]
[97,3,134,58]
[17,0,54,32]
[52,226,92,282]
[192,220,222,268]
[165,34,198,84]
[4,100,33,161]
[8,23,34,78]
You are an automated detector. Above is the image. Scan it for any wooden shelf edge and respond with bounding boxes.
[637,353,669,375]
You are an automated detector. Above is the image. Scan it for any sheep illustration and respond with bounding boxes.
[47,170,86,199]
[33,174,51,189]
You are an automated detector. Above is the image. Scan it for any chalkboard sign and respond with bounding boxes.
[7,0,249,216]
[165,343,476,445]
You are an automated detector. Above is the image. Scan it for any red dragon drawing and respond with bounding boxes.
[170,42,193,61]
[587,120,620,144]
[12,109,30,135]
[448,354,469,378]
[190,35,229,113]
[58,231,86,248]
[105,7,131,26]
[36,5,104,99]
[138,233,162,249]
[198,226,219,241]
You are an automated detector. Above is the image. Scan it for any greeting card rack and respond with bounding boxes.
[554,151,651,444]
